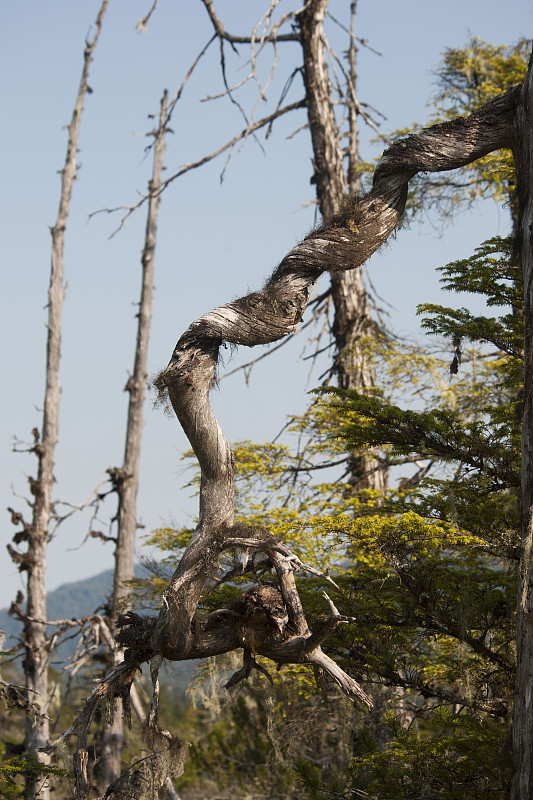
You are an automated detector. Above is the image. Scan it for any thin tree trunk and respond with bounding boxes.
[92,89,168,796]
[11,5,109,798]
[115,88,168,617]
[298,0,386,492]
[510,47,533,800]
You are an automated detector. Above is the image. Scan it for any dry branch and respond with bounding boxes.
[201,0,299,45]
[93,99,305,235]
[8,4,110,797]
[136,0,160,33]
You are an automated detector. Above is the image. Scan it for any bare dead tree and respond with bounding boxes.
[91,90,170,796]
[40,68,528,799]
[6,3,109,797]
[296,0,386,492]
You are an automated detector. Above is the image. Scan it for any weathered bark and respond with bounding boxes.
[8,5,109,797]
[511,47,533,800]
[298,0,386,492]
[148,83,517,675]
[113,90,168,614]
[298,0,347,220]
[92,90,168,796]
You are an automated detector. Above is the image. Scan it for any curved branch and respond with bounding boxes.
[201,0,299,45]
[145,85,518,693]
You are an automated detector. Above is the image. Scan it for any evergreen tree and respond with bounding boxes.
[300,235,520,798]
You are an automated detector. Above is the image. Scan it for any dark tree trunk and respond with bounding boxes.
[510,46,533,800]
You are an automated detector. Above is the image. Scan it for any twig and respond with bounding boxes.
[136,0,160,32]
[91,99,305,236]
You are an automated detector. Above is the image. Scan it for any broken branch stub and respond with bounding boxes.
[130,86,521,701]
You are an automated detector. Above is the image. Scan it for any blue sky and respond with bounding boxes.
[1,0,530,608]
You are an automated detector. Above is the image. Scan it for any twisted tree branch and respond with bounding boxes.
[50,81,524,798]
[150,83,518,649]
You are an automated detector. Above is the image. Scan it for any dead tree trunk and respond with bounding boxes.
[92,90,168,796]
[298,0,386,491]
[7,5,108,797]
[511,47,533,800]
[112,90,168,616]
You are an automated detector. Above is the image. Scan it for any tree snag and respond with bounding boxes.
[7,4,109,797]
[91,90,169,796]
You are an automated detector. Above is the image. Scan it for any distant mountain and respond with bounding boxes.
[0,567,197,698]
[0,568,115,650]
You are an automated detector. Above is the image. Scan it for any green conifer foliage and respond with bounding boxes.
[371,38,528,220]
[310,236,520,798]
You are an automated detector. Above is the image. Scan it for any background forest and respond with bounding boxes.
[1,1,531,798]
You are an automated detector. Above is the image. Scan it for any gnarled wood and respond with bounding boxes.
[149,82,519,692]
